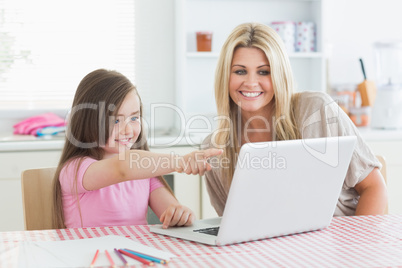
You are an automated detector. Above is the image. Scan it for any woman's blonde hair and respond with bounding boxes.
[52,69,173,229]
[213,22,300,186]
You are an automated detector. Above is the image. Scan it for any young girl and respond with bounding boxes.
[53,69,222,229]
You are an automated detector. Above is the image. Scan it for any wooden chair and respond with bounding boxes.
[21,167,57,230]
[376,155,388,214]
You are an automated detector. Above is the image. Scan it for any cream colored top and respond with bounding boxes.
[202,91,381,216]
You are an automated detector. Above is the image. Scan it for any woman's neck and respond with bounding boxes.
[240,108,274,144]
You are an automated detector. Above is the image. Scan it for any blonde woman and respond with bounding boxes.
[202,23,387,217]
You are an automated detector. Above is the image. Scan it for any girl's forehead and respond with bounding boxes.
[117,91,141,115]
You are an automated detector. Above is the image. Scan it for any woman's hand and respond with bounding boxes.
[175,148,223,176]
[159,204,195,229]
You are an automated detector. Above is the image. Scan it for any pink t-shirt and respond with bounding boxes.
[59,157,164,228]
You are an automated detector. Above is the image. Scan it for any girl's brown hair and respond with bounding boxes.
[52,69,173,228]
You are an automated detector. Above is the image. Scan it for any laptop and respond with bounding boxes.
[150,136,357,246]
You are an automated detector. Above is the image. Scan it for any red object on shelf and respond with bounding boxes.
[196,32,212,52]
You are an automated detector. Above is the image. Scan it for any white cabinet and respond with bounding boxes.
[150,146,202,219]
[175,0,327,118]
[0,150,62,232]
[201,175,218,219]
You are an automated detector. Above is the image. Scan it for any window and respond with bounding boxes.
[0,0,135,109]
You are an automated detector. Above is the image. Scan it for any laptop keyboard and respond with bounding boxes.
[193,227,220,236]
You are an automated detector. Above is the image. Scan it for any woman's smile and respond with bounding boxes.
[239,91,263,98]
[229,47,274,116]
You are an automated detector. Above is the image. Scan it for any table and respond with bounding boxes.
[1,214,402,267]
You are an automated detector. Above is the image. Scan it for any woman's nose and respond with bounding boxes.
[243,74,259,88]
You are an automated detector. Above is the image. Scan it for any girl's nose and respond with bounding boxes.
[120,121,133,135]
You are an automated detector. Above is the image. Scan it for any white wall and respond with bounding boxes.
[326,0,402,85]
[135,0,176,133]
[135,0,402,131]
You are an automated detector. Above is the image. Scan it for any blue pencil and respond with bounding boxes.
[122,248,168,264]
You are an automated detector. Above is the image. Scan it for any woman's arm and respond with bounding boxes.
[354,168,388,215]
[149,187,195,228]
[83,148,222,191]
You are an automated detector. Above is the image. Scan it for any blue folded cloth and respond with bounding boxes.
[36,126,66,137]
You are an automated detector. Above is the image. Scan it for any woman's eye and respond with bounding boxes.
[259,70,270,75]
[114,119,120,124]
[234,69,246,75]
[130,116,139,122]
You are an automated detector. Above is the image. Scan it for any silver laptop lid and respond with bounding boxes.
[216,136,357,246]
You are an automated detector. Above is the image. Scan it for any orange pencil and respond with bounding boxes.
[118,249,154,266]
[90,249,100,267]
[105,250,116,268]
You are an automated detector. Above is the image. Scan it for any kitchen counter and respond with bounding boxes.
[0,132,208,152]
[1,127,401,152]
[357,127,402,141]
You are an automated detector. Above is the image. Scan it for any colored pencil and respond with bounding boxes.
[118,249,154,266]
[90,249,99,267]
[105,250,116,268]
[114,248,128,266]
[123,248,168,264]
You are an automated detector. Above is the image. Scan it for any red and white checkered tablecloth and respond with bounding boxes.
[1,214,402,267]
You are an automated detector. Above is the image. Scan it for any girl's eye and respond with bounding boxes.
[114,119,120,124]
[130,116,139,122]
[234,69,246,75]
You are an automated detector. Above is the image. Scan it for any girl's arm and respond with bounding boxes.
[149,187,195,228]
[354,168,388,215]
[83,148,222,191]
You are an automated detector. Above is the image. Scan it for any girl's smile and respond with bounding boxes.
[115,137,132,146]
[104,91,142,158]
